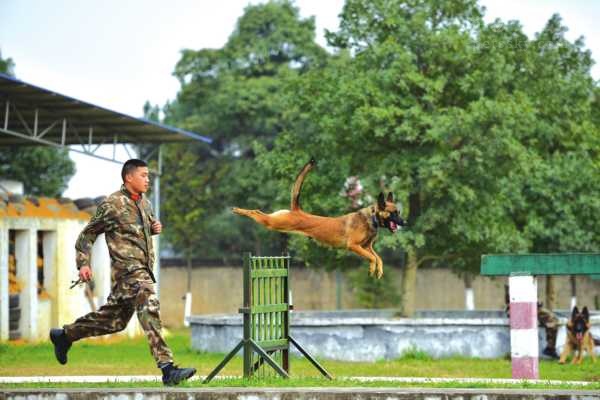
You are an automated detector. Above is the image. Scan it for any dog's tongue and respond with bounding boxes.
[576,332,583,342]
[390,221,397,232]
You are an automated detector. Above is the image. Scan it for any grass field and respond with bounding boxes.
[1,329,599,390]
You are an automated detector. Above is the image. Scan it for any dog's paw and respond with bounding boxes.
[368,265,376,277]
[376,268,384,279]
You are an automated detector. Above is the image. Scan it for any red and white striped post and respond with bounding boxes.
[508,274,539,379]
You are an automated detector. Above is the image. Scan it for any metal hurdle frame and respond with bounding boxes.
[203,253,332,383]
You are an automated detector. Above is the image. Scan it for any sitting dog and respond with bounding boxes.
[232,159,404,278]
[559,306,597,364]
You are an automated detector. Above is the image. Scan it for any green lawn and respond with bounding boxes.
[1,329,599,390]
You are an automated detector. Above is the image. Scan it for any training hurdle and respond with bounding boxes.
[203,253,332,383]
[481,253,600,379]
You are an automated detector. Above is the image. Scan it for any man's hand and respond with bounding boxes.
[79,265,93,282]
[151,220,162,234]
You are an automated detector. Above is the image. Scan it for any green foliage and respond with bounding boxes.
[0,50,75,197]
[160,0,328,258]
[0,50,15,76]
[398,345,433,361]
[260,0,600,276]
[347,266,402,309]
[157,0,599,308]
[0,146,75,197]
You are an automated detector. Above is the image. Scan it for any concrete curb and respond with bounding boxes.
[1,387,600,399]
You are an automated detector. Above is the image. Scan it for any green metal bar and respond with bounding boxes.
[289,335,333,379]
[261,257,265,344]
[243,253,253,378]
[255,339,288,349]
[257,257,262,342]
[265,258,270,343]
[250,339,290,379]
[481,253,600,276]
[283,254,290,373]
[268,258,274,342]
[202,340,244,383]
[251,350,277,375]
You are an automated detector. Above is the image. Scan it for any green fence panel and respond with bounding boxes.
[203,253,331,383]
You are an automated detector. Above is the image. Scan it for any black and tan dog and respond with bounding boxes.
[559,306,598,364]
[232,159,404,278]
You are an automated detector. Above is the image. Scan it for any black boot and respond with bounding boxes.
[49,328,72,365]
[161,363,196,386]
[542,346,560,360]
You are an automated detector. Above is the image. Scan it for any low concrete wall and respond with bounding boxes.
[159,263,600,328]
[190,310,600,361]
[2,388,599,400]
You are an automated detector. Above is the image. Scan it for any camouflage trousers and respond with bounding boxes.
[63,269,173,366]
[538,307,559,350]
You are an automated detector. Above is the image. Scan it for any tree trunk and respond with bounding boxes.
[545,275,556,310]
[184,256,192,327]
[400,249,418,317]
[570,275,577,310]
[464,273,474,311]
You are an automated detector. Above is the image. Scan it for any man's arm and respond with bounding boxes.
[75,202,116,272]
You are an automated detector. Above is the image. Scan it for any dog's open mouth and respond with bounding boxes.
[389,221,399,233]
[576,332,584,342]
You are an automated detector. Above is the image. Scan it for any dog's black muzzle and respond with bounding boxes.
[384,212,405,233]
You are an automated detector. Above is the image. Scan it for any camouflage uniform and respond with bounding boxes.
[504,285,559,351]
[538,306,559,350]
[63,185,173,366]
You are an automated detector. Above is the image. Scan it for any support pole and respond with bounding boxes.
[508,274,539,379]
[153,145,162,298]
[15,229,38,340]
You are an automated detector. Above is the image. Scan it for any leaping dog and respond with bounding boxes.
[232,159,404,278]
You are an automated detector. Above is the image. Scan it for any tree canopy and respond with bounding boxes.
[155,0,598,314]
[259,0,600,314]
[159,0,328,261]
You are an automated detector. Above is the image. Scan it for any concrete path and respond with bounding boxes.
[1,387,600,400]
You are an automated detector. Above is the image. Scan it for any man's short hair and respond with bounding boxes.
[121,159,148,182]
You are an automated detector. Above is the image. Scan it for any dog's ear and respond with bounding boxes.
[582,306,590,321]
[386,192,394,203]
[572,306,580,318]
[377,192,386,210]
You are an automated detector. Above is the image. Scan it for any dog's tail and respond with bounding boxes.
[291,158,316,211]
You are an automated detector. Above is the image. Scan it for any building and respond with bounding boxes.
[0,182,142,341]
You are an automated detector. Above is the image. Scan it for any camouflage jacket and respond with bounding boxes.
[75,185,157,281]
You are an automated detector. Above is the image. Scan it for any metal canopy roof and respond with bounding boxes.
[0,72,211,149]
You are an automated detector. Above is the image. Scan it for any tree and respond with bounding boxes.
[160,0,328,260]
[260,0,600,315]
[0,50,15,76]
[0,50,75,197]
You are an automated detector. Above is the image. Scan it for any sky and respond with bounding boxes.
[1,0,598,200]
